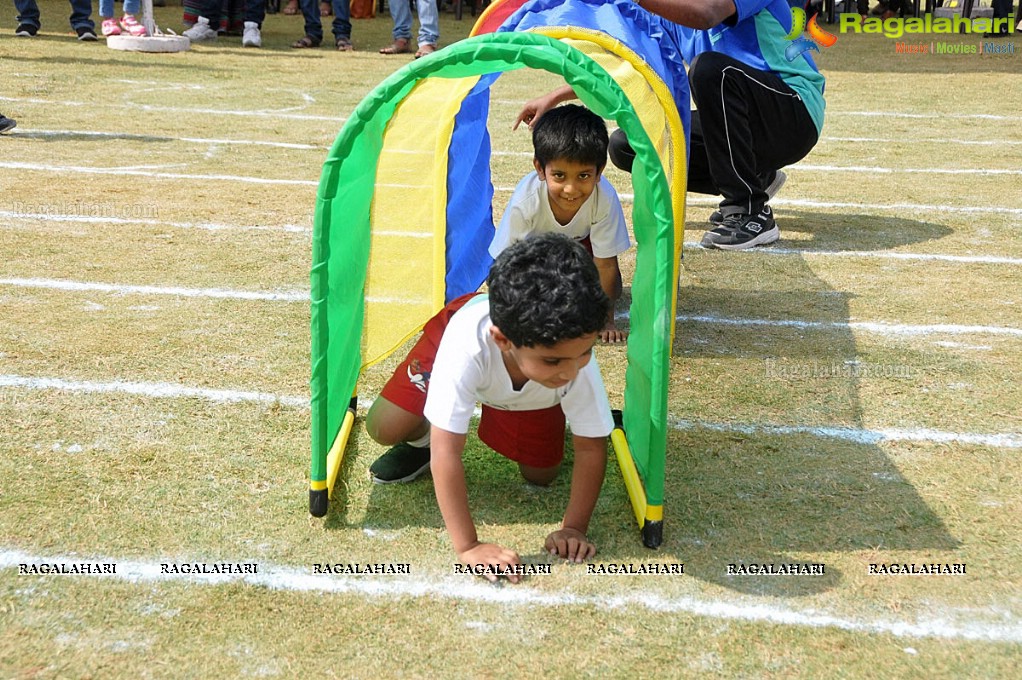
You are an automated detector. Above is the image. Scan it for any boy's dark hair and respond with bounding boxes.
[532,104,609,171]
[487,233,610,348]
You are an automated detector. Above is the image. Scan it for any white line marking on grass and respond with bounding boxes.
[679,242,1022,266]
[832,111,1022,121]
[675,314,1022,338]
[0,162,318,187]
[17,129,325,151]
[570,193,1022,217]
[763,197,1022,217]
[933,341,993,351]
[0,210,311,234]
[5,211,1018,265]
[5,210,1017,266]
[0,278,309,302]
[4,279,1019,338]
[0,375,308,408]
[668,418,1022,449]
[822,136,1022,147]
[0,96,345,122]
[794,164,1022,176]
[1,549,1019,643]
[3,374,1020,449]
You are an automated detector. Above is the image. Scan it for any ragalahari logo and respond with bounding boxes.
[785,6,838,61]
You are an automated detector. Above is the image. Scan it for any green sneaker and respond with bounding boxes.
[369,443,431,484]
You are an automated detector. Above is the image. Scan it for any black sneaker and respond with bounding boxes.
[369,443,431,484]
[75,25,98,41]
[0,115,16,134]
[701,205,779,250]
[15,23,38,37]
[709,170,787,225]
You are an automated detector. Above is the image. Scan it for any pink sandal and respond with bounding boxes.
[101,18,121,36]
[119,14,148,37]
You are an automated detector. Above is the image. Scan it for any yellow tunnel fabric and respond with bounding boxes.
[361,75,483,371]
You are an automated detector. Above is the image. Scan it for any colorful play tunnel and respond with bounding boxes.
[309,0,690,548]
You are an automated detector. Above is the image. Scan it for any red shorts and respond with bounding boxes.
[380,292,566,468]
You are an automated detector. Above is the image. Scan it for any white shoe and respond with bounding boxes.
[242,21,261,48]
[183,16,217,42]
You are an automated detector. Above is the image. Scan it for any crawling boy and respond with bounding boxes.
[366,233,614,579]
[491,103,630,343]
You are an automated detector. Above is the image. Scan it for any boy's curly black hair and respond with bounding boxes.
[487,233,610,348]
[532,104,609,171]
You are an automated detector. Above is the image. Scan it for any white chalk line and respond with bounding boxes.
[4,93,1017,128]
[502,189,1022,217]
[0,375,308,409]
[0,96,345,122]
[0,277,423,305]
[0,211,311,234]
[0,162,318,187]
[3,278,1020,339]
[831,111,1022,121]
[3,210,1019,266]
[679,242,1022,266]
[0,278,309,302]
[2,374,1019,450]
[683,195,1022,217]
[668,418,1022,449]
[10,128,1018,156]
[6,161,1019,189]
[494,135,1022,154]
[795,164,1021,176]
[15,129,326,151]
[4,210,1020,264]
[674,314,1022,338]
[0,548,1018,643]
[822,136,1022,147]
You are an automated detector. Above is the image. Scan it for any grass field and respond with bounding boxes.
[2,2,1021,677]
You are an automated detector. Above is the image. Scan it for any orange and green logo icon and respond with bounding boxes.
[785,7,838,61]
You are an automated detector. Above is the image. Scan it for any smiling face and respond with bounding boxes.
[535,157,602,226]
[490,327,598,390]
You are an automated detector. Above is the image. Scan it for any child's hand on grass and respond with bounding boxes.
[599,323,628,344]
[458,542,523,583]
[545,527,596,563]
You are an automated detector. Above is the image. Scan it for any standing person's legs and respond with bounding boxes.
[380,0,412,52]
[331,0,353,48]
[69,0,96,31]
[415,0,439,51]
[986,0,1012,35]
[117,0,146,35]
[686,51,817,219]
[296,0,324,44]
[244,0,266,26]
[15,0,41,31]
[98,0,120,34]
[187,0,220,24]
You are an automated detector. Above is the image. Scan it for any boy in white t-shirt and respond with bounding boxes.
[365,234,615,579]
[492,104,631,344]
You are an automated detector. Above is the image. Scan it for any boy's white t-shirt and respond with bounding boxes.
[422,297,614,439]
[489,172,630,259]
